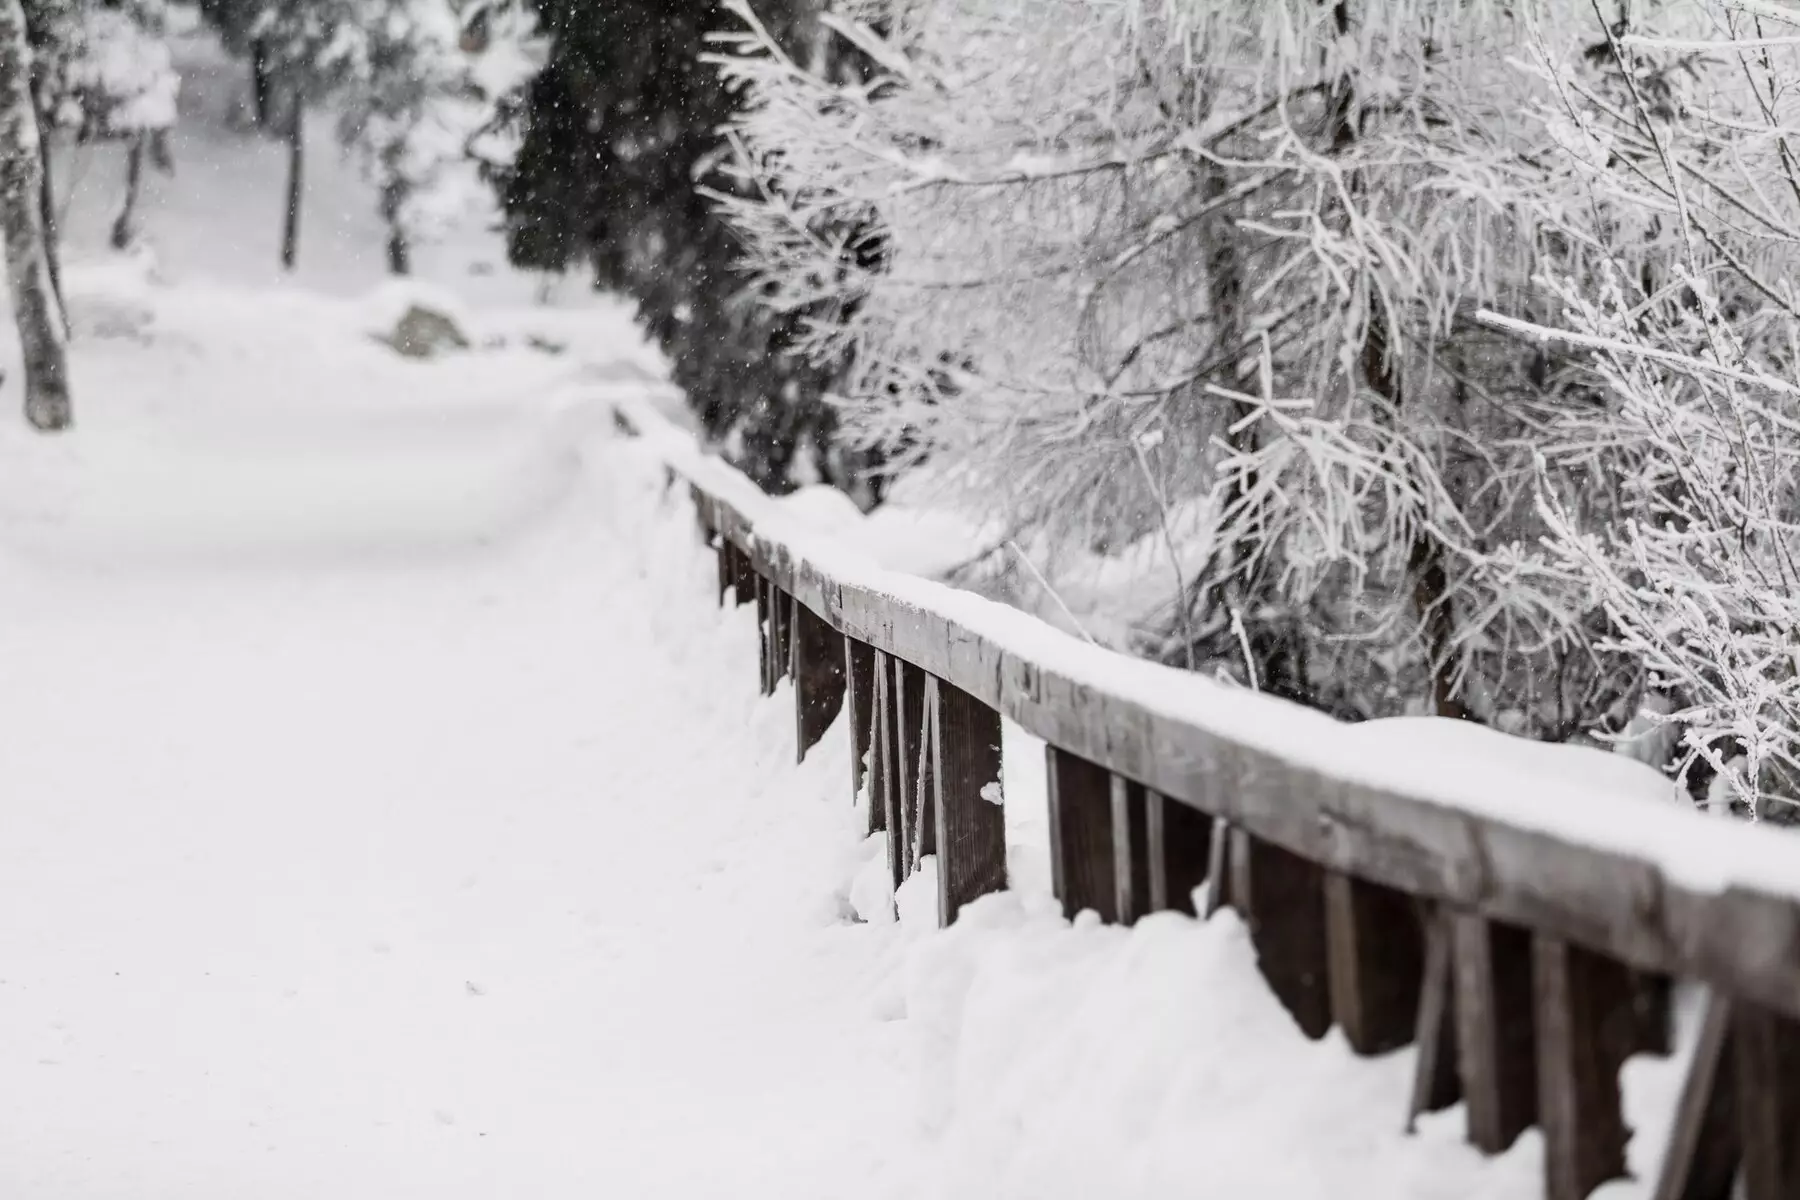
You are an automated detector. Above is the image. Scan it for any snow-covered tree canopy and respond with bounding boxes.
[30,0,177,138]
[333,0,543,258]
[719,0,1800,814]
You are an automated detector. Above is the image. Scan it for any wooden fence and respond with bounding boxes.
[621,402,1800,1200]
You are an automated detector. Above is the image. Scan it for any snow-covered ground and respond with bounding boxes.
[0,19,1707,1200]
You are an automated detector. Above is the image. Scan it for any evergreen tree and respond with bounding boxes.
[193,0,273,128]
[62,0,179,250]
[335,0,540,276]
[243,0,364,269]
[496,0,859,495]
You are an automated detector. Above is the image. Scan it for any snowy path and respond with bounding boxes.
[0,386,919,1198]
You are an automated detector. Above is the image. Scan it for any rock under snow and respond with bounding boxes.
[381,302,472,359]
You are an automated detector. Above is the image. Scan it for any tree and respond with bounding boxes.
[247,0,363,269]
[194,0,274,129]
[23,0,83,310]
[61,0,180,250]
[494,0,861,494]
[0,0,71,430]
[723,0,1617,728]
[336,0,541,275]
[1508,2,1800,816]
[720,0,1800,817]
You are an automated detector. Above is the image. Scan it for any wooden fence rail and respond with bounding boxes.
[621,403,1800,1200]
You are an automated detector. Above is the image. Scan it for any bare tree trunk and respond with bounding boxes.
[381,170,410,276]
[31,93,62,323]
[111,135,145,250]
[0,0,70,431]
[250,38,272,130]
[281,103,303,271]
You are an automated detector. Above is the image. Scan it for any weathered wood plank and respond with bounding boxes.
[893,658,928,878]
[931,676,1006,926]
[1651,992,1738,1200]
[1047,746,1117,923]
[1325,872,1425,1055]
[772,588,793,686]
[845,637,876,803]
[1145,789,1211,917]
[869,648,892,840]
[1736,1004,1800,1200]
[731,541,756,606]
[1453,913,1538,1154]
[1111,776,1151,924]
[1629,971,1674,1058]
[1409,908,1461,1128]
[755,574,773,697]
[792,602,846,762]
[1203,816,1232,917]
[1534,935,1631,1200]
[1235,830,1332,1039]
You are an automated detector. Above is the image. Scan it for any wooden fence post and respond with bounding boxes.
[1111,776,1151,924]
[1409,908,1462,1127]
[1736,1004,1800,1200]
[1453,912,1538,1153]
[1203,816,1232,917]
[755,575,773,697]
[870,649,893,840]
[1652,992,1738,1200]
[1534,936,1631,1200]
[1046,746,1117,923]
[892,657,928,883]
[792,602,846,762]
[1146,791,1212,917]
[930,676,1005,926]
[771,589,793,687]
[845,638,876,803]
[1630,971,1674,1058]
[1232,828,1332,1039]
[731,543,756,606]
[1325,873,1425,1055]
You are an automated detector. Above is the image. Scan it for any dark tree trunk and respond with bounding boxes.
[381,170,410,276]
[111,135,145,250]
[281,104,303,271]
[31,91,64,334]
[0,0,71,431]
[251,38,272,130]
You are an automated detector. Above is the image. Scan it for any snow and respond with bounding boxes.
[1353,717,1685,807]
[900,890,1706,1200]
[0,286,933,1196]
[0,17,1725,1200]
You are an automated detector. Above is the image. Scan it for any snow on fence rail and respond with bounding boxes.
[613,394,1800,1200]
